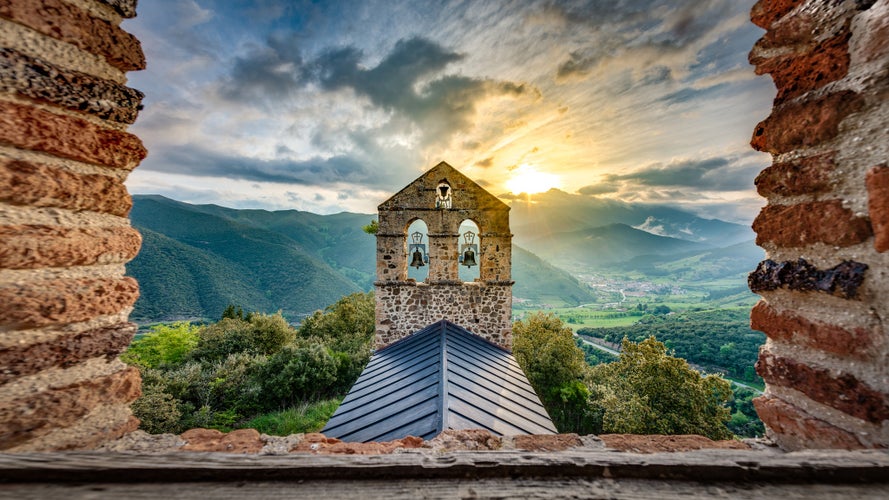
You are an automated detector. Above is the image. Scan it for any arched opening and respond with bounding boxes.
[406,219,429,282]
[458,219,480,283]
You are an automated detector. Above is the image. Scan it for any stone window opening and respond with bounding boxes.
[406,218,429,283]
[458,219,480,283]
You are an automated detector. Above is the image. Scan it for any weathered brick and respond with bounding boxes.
[750,0,805,29]
[97,0,137,18]
[0,366,141,450]
[755,31,851,104]
[753,200,872,247]
[0,322,136,383]
[0,0,145,72]
[0,159,132,216]
[754,152,835,197]
[0,225,141,269]
[749,258,868,299]
[0,100,146,170]
[754,395,865,450]
[756,352,889,424]
[751,91,865,154]
[751,12,815,53]
[751,301,879,358]
[0,277,139,329]
[866,164,889,252]
[0,48,144,124]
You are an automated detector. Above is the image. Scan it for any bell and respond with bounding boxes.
[410,248,426,268]
[462,248,477,268]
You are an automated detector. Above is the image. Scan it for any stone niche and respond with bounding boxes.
[374,161,514,349]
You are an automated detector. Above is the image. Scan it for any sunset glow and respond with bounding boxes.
[505,164,561,195]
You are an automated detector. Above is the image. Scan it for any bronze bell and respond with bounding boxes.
[410,248,426,268]
[462,248,477,268]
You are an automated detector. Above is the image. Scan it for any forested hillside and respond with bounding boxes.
[127,195,598,323]
[578,309,765,383]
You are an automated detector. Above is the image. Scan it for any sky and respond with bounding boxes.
[122,0,775,223]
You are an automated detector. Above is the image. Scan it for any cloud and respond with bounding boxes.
[475,157,494,168]
[145,144,376,186]
[220,33,307,101]
[308,37,536,146]
[551,0,738,84]
[578,182,620,195]
[604,156,762,191]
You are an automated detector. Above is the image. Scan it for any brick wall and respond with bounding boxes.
[748,0,889,450]
[0,0,145,451]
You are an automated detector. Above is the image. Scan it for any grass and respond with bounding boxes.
[243,398,342,436]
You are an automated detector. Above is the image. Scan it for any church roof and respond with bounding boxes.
[321,320,556,442]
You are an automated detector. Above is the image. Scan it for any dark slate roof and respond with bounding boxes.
[321,320,557,442]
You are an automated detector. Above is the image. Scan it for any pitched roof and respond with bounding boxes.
[378,161,509,212]
[321,320,557,442]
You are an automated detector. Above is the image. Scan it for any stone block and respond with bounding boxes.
[0,322,136,383]
[750,0,805,29]
[756,352,889,424]
[754,395,865,450]
[0,159,132,216]
[753,200,873,247]
[0,0,145,71]
[754,31,851,104]
[0,366,141,450]
[754,152,835,197]
[751,91,865,154]
[0,47,144,123]
[0,100,146,170]
[0,277,139,329]
[750,301,879,358]
[748,258,868,299]
[866,164,889,252]
[0,224,141,269]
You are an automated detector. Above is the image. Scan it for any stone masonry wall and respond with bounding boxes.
[0,0,145,451]
[375,162,514,349]
[374,283,512,349]
[747,0,889,450]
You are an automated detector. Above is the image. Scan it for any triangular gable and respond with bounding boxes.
[378,161,509,211]
[321,320,556,442]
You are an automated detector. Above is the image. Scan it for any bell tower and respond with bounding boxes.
[374,161,513,349]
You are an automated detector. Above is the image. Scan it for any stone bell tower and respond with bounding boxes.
[374,161,513,349]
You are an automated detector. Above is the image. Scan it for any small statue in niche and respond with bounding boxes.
[435,180,452,209]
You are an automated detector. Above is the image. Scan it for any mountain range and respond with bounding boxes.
[126,192,761,324]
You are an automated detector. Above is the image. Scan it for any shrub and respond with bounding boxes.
[121,322,200,368]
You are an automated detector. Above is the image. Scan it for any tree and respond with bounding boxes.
[513,312,595,433]
[362,219,379,235]
[120,322,200,368]
[587,336,733,439]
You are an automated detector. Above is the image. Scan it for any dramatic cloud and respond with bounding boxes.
[578,182,620,196]
[125,0,773,220]
[605,156,763,191]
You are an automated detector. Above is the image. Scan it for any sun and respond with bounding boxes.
[505,164,560,195]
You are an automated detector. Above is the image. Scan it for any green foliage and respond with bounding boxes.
[575,339,618,365]
[128,196,366,324]
[578,308,765,383]
[362,219,379,234]
[245,399,342,436]
[513,312,587,392]
[587,337,733,440]
[727,386,765,437]
[123,293,375,435]
[120,322,200,368]
[513,313,592,433]
[188,313,296,362]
